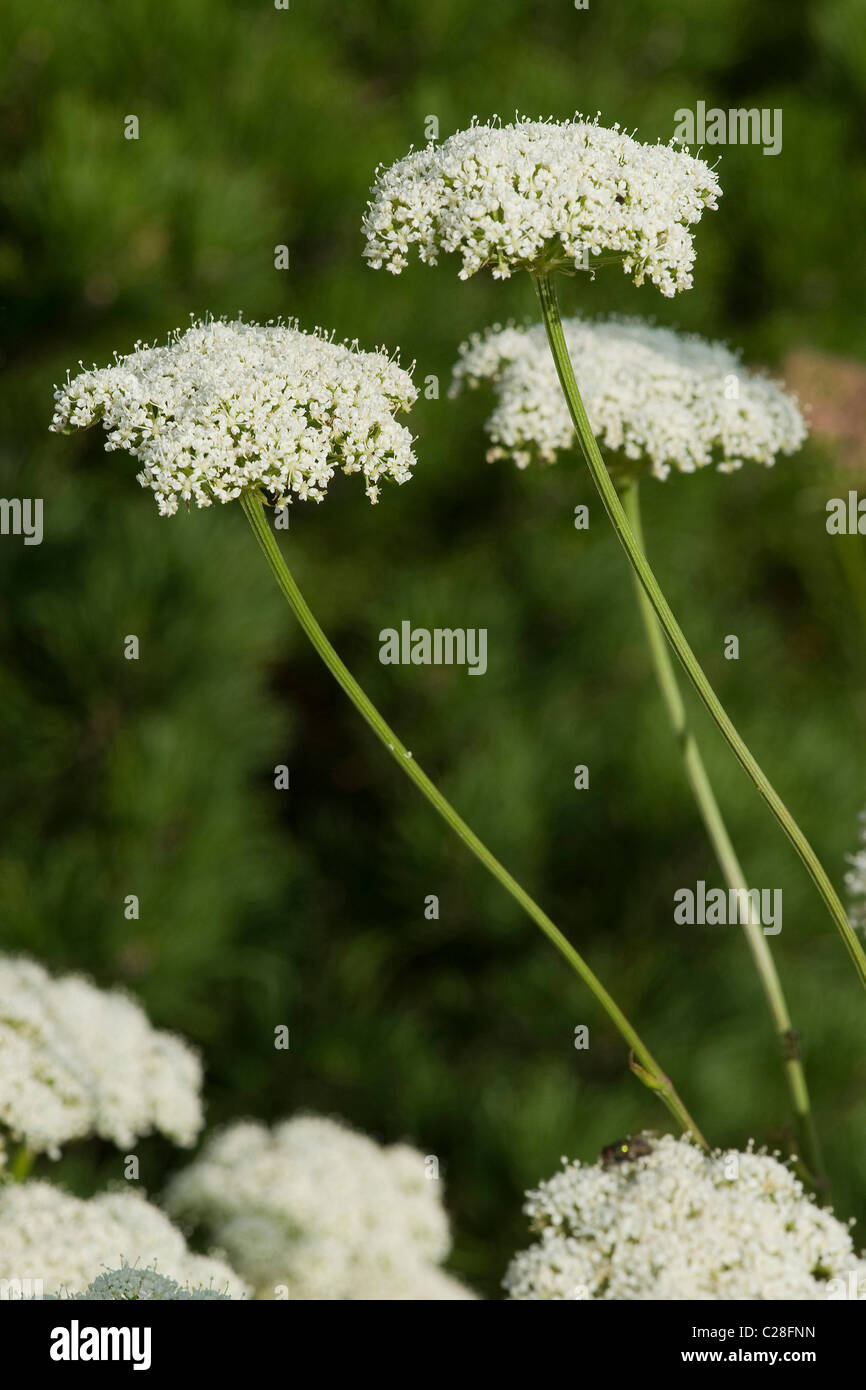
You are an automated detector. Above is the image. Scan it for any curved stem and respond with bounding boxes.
[533,269,866,995]
[240,490,707,1147]
[622,478,825,1188]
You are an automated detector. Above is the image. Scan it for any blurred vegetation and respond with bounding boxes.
[1,0,866,1295]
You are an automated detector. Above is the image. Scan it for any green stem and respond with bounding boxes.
[240,490,707,1147]
[622,478,825,1188]
[533,269,866,996]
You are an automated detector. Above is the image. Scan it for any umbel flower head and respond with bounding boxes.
[363,115,721,295]
[50,1263,232,1301]
[165,1114,474,1301]
[505,1134,866,1301]
[0,1182,247,1298]
[51,317,418,515]
[452,316,806,480]
[0,955,203,1157]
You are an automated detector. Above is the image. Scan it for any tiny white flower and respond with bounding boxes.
[50,319,418,515]
[165,1114,474,1300]
[505,1134,866,1300]
[452,315,806,480]
[363,115,721,296]
[0,955,203,1157]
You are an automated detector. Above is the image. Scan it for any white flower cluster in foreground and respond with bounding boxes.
[505,1134,866,1300]
[363,116,721,294]
[52,1263,231,1301]
[0,956,202,1157]
[166,1115,473,1300]
[0,1182,246,1298]
[51,319,418,514]
[845,810,866,934]
[452,316,806,479]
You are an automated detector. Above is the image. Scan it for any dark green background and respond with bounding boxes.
[2,0,866,1294]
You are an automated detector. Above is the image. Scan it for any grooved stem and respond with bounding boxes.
[533,268,866,999]
[241,489,707,1147]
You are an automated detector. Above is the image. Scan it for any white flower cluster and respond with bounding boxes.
[452,316,806,479]
[505,1134,866,1300]
[52,1263,232,1301]
[363,116,721,295]
[0,1182,247,1298]
[845,810,866,934]
[165,1115,474,1300]
[50,318,418,515]
[0,956,202,1157]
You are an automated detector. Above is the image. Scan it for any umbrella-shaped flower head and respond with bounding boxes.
[506,1134,866,1300]
[363,115,721,295]
[51,318,418,515]
[452,315,806,480]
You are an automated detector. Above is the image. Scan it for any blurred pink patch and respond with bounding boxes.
[784,348,866,474]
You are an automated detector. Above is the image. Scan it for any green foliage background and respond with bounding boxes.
[2,0,866,1294]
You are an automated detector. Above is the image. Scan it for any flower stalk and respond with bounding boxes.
[621,477,825,1189]
[533,268,866,997]
[240,489,707,1146]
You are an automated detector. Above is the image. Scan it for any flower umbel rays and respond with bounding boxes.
[50,318,418,514]
[452,316,806,479]
[505,1134,866,1301]
[363,114,721,295]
